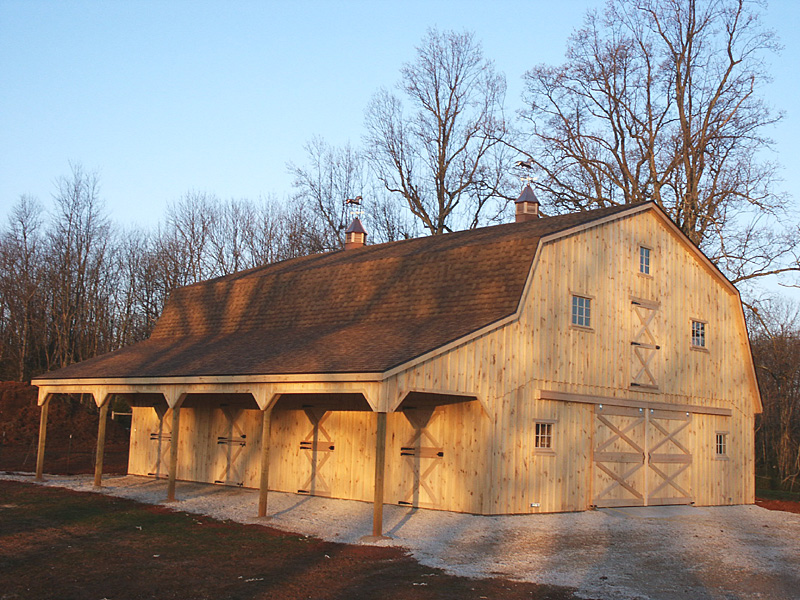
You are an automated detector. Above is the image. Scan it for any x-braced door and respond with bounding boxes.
[592,405,646,507]
[593,405,693,507]
[646,410,692,505]
[298,409,334,496]
[147,405,171,478]
[214,405,248,487]
[631,298,661,390]
[398,408,444,509]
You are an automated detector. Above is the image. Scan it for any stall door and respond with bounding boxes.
[147,405,172,479]
[593,405,693,507]
[297,409,335,496]
[213,405,251,487]
[397,407,444,509]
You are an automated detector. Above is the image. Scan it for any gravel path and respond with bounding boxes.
[4,473,799,600]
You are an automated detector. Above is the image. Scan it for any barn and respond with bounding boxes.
[32,193,761,536]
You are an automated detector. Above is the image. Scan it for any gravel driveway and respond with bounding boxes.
[5,473,799,600]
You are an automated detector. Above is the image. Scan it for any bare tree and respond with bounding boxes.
[521,0,796,285]
[47,164,112,369]
[748,299,800,491]
[365,28,514,235]
[288,138,368,250]
[0,196,45,380]
[366,195,418,244]
[289,137,419,247]
[242,196,302,266]
[164,191,215,284]
[207,199,256,276]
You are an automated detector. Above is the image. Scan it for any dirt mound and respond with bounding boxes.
[0,381,129,447]
[756,497,800,514]
[0,381,130,474]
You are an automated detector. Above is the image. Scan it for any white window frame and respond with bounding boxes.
[571,294,593,329]
[691,319,707,350]
[639,246,651,275]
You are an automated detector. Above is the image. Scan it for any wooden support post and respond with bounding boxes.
[372,411,388,538]
[35,397,50,481]
[257,406,273,518]
[166,399,184,502]
[93,396,111,487]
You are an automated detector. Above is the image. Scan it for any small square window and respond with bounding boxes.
[692,321,706,348]
[639,246,651,275]
[572,295,592,328]
[716,432,727,456]
[535,422,553,449]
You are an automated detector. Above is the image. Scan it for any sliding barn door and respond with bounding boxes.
[646,410,692,505]
[592,405,693,507]
[592,406,647,507]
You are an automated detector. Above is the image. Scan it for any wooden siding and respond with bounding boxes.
[129,398,263,486]
[126,208,757,514]
[384,209,757,513]
[129,396,489,514]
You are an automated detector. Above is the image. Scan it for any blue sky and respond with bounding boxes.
[1,0,798,241]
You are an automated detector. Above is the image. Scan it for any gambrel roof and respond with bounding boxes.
[35,203,650,380]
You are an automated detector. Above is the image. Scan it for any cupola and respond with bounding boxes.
[515,185,540,222]
[344,218,367,250]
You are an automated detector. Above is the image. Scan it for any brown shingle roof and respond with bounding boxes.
[35,203,639,380]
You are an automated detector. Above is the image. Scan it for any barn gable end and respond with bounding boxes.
[384,206,759,513]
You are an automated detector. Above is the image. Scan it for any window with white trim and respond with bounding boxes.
[692,320,706,348]
[715,432,728,457]
[639,246,651,275]
[535,422,553,450]
[572,295,592,328]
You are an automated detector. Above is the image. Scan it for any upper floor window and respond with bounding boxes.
[572,295,592,328]
[639,246,651,275]
[715,432,728,457]
[692,320,706,348]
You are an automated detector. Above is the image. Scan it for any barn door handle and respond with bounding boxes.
[631,342,661,349]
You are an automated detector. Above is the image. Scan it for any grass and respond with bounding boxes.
[0,480,577,600]
[755,487,800,502]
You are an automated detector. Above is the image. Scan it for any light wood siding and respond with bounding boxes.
[129,406,171,479]
[385,209,757,513]
[268,402,487,513]
[269,408,376,501]
[125,208,757,514]
[131,398,489,514]
[385,400,488,513]
[129,400,263,487]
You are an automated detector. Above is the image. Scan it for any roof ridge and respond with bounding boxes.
[210,202,643,284]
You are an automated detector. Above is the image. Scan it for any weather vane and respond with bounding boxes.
[514,158,535,185]
[345,195,364,220]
